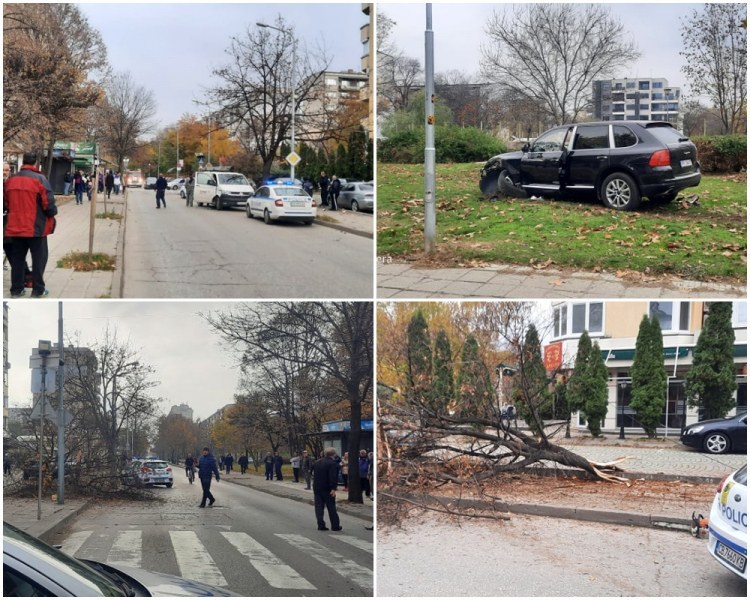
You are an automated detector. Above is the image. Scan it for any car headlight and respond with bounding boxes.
[687,425,705,435]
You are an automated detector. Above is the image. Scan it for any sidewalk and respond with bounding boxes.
[3,495,91,542]
[314,204,373,239]
[378,261,746,299]
[3,194,124,299]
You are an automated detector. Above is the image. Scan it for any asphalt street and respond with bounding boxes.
[48,472,373,597]
[377,514,746,597]
[122,188,373,298]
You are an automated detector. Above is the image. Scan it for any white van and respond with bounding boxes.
[194,171,255,210]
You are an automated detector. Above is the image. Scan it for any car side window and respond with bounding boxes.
[4,566,54,596]
[613,126,638,148]
[196,173,210,185]
[257,187,269,197]
[531,128,567,153]
[573,125,610,150]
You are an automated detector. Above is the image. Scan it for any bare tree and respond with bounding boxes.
[209,16,330,178]
[480,4,639,124]
[205,302,374,503]
[98,71,158,172]
[680,3,747,134]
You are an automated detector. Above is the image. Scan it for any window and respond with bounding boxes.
[626,81,635,89]
[639,81,650,90]
[649,301,690,331]
[653,81,663,89]
[652,93,664,100]
[553,305,567,338]
[553,302,603,338]
[572,304,586,333]
[531,128,567,153]
[196,172,212,185]
[732,301,747,327]
[612,103,625,112]
[574,125,610,150]
[613,126,637,148]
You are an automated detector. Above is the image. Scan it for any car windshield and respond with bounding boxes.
[217,173,249,185]
[733,465,747,486]
[143,461,167,469]
[272,186,308,197]
[357,184,374,192]
[4,522,125,596]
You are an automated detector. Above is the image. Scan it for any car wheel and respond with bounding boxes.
[498,169,527,198]
[264,209,272,224]
[703,432,730,454]
[166,483,173,488]
[601,172,641,211]
[180,190,185,199]
[351,200,359,212]
[215,196,223,210]
[652,190,678,203]
[304,219,313,225]
[246,204,253,219]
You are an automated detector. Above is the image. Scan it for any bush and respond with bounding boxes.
[692,135,746,173]
[379,126,505,163]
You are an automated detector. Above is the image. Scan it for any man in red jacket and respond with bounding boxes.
[3,153,57,297]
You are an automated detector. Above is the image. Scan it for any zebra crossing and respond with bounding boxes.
[60,527,373,594]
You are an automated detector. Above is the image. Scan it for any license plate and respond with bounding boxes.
[290,201,305,207]
[715,540,747,572]
[680,159,692,168]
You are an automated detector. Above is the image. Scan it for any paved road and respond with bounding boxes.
[48,473,373,596]
[123,188,373,298]
[378,514,746,597]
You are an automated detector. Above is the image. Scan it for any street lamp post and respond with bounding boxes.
[37,340,52,521]
[619,382,627,440]
[257,22,297,179]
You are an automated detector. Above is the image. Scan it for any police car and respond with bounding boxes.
[708,465,747,579]
[246,180,316,225]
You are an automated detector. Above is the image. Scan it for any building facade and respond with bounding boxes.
[546,301,747,435]
[168,403,194,421]
[592,78,681,126]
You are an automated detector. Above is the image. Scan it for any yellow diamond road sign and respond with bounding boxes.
[286,151,301,167]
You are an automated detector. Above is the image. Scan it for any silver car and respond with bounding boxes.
[337,182,374,212]
[3,521,239,596]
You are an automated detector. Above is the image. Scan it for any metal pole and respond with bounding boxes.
[424,4,436,254]
[57,303,65,504]
[157,138,161,177]
[176,129,180,176]
[38,354,47,521]
[207,109,211,166]
[290,36,296,181]
[88,164,98,256]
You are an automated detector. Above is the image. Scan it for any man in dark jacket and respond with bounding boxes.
[263,452,274,480]
[197,446,220,508]
[104,170,114,199]
[238,454,249,475]
[274,452,284,480]
[301,450,314,490]
[312,447,341,531]
[155,173,168,208]
[328,175,341,211]
[3,153,57,298]
[224,453,233,475]
[318,171,330,207]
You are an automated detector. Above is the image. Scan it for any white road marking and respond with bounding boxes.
[60,530,93,557]
[335,534,374,553]
[221,531,315,590]
[169,530,227,587]
[107,530,142,567]
[277,533,373,592]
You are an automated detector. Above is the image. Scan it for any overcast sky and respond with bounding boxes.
[6,301,246,421]
[79,2,367,130]
[379,1,702,93]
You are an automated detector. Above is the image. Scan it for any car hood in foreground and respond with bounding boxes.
[84,560,240,597]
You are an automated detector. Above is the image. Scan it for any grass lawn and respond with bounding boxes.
[377,163,746,282]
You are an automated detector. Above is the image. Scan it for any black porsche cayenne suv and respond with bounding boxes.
[479,121,701,211]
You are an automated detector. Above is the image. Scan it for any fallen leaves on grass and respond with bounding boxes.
[57,252,115,272]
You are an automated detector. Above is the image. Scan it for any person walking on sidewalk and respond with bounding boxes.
[291,453,301,483]
[224,453,233,475]
[74,170,85,205]
[4,152,57,298]
[313,447,342,531]
[198,446,220,508]
[359,449,371,498]
[63,171,72,196]
[301,450,314,490]
[155,173,168,208]
[341,452,350,491]
[238,454,249,475]
[105,170,114,199]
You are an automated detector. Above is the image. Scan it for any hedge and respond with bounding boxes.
[692,135,746,173]
[378,126,506,163]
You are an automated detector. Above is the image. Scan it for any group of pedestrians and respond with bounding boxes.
[317,171,342,211]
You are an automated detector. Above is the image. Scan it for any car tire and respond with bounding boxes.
[351,200,359,212]
[264,209,272,224]
[703,432,730,454]
[166,483,173,488]
[304,219,313,225]
[246,204,253,219]
[215,196,223,210]
[601,172,641,211]
[498,169,527,199]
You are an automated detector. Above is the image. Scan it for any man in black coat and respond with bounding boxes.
[197,447,220,508]
[328,175,341,211]
[155,173,168,208]
[274,452,284,480]
[312,447,341,531]
[318,171,330,207]
[238,454,249,475]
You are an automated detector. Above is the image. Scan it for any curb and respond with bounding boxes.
[112,190,127,298]
[222,477,374,522]
[526,465,725,485]
[38,499,95,544]
[315,217,373,239]
[403,492,692,533]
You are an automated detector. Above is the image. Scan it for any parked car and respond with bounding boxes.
[144,177,157,190]
[707,465,747,579]
[246,184,316,225]
[195,171,254,210]
[166,178,186,191]
[337,182,374,212]
[479,121,701,211]
[3,521,238,596]
[680,412,747,454]
[134,459,173,487]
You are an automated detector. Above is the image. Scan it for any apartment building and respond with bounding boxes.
[545,301,747,435]
[592,78,681,126]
